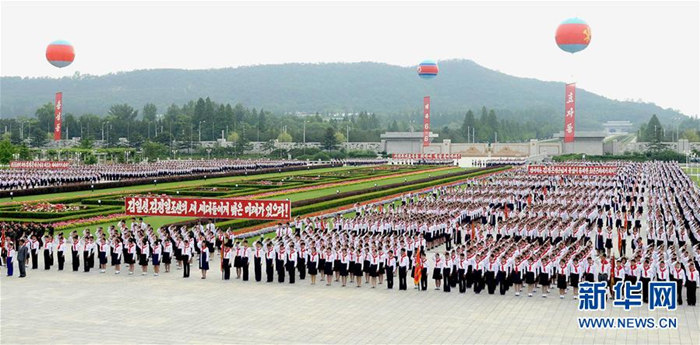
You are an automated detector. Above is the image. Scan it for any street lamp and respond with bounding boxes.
[206,148,212,160]
[199,121,205,143]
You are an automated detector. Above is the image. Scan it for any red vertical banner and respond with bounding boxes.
[54,92,63,141]
[564,83,576,143]
[423,96,430,147]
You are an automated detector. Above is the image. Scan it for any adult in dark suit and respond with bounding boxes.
[17,238,29,278]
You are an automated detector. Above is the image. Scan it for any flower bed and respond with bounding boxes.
[20,203,85,213]
[52,213,130,230]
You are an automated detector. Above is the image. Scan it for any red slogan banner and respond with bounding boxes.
[10,161,71,169]
[564,83,576,143]
[125,197,291,220]
[423,96,430,147]
[54,92,62,141]
[392,153,460,159]
[528,165,617,176]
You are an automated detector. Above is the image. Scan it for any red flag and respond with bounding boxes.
[610,256,616,294]
[413,250,422,285]
[564,83,576,143]
[471,222,476,242]
[504,206,509,219]
[527,195,532,207]
[617,229,623,255]
[623,212,628,230]
[54,92,63,141]
[423,96,431,147]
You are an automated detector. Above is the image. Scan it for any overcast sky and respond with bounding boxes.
[1,1,698,116]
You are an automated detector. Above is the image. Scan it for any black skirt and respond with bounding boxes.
[539,273,550,286]
[333,259,341,272]
[362,260,370,273]
[511,271,522,284]
[369,264,378,277]
[432,267,442,280]
[605,239,613,249]
[163,252,172,264]
[234,256,242,268]
[354,262,363,276]
[340,264,348,276]
[139,254,148,266]
[525,272,536,284]
[324,262,333,275]
[557,274,567,289]
[569,273,580,287]
[308,262,318,275]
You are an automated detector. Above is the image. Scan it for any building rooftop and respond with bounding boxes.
[380,132,439,139]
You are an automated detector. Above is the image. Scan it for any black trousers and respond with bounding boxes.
[222,259,231,280]
[640,277,650,303]
[443,268,451,292]
[421,268,428,290]
[254,257,262,282]
[57,251,65,270]
[286,262,295,284]
[83,252,90,272]
[687,281,697,306]
[458,269,466,293]
[485,271,497,294]
[31,250,38,269]
[298,258,306,280]
[474,271,483,293]
[672,278,683,305]
[277,259,285,283]
[398,267,407,290]
[466,267,473,288]
[182,255,190,277]
[242,258,249,281]
[43,250,52,270]
[386,267,394,289]
[266,258,274,282]
[71,251,79,271]
[497,271,508,295]
[445,234,452,250]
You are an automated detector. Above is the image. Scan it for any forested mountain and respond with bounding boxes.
[1,59,686,130]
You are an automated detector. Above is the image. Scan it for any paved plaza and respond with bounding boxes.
[2,254,698,345]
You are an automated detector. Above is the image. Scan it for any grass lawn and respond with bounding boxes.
[0,166,360,204]
[266,168,462,202]
[52,166,453,236]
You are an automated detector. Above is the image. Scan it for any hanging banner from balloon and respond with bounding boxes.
[54,92,62,141]
[564,83,576,143]
[423,96,431,147]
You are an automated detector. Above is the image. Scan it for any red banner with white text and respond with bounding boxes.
[10,161,71,169]
[392,153,460,160]
[54,92,62,141]
[125,197,291,220]
[423,96,430,147]
[564,83,576,143]
[528,165,618,176]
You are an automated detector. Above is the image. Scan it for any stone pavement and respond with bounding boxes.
[2,255,698,345]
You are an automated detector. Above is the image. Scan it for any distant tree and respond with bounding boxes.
[30,125,47,147]
[143,103,157,122]
[277,132,293,142]
[388,120,400,132]
[461,110,476,141]
[227,132,240,142]
[334,131,346,143]
[35,103,54,134]
[108,104,138,122]
[0,139,15,164]
[143,141,169,161]
[79,136,93,149]
[681,129,700,142]
[644,114,664,143]
[322,127,338,151]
